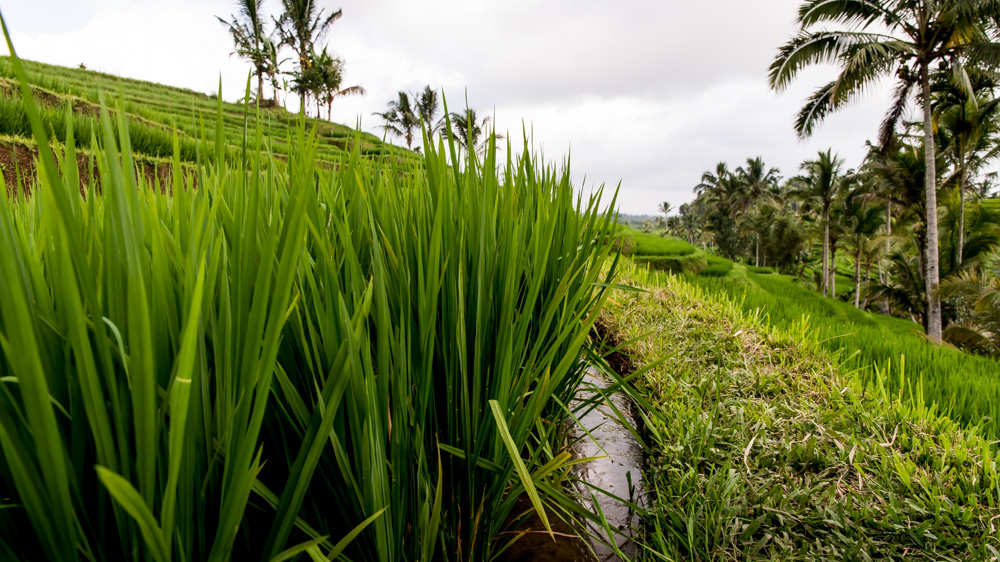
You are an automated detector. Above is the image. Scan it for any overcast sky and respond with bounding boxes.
[3,0,901,214]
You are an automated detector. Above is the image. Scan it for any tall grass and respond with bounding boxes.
[691,270,1000,439]
[0,29,619,561]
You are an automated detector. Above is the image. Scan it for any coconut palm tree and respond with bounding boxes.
[217,0,272,103]
[732,157,781,266]
[934,79,1000,266]
[261,36,288,107]
[313,48,364,121]
[791,150,848,297]
[940,265,1000,356]
[695,162,730,200]
[276,0,343,102]
[731,157,781,216]
[374,91,420,149]
[769,0,1000,341]
[450,108,501,156]
[415,86,445,145]
[842,192,887,308]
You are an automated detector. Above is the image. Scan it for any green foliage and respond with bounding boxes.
[602,262,1000,560]
[618,226,697,257]
[699,256,735,277]
[633,253,708,275]
[690,270,1000,440]
[0,46,618,561]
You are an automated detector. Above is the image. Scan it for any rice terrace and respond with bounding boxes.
[3,0,1000,560]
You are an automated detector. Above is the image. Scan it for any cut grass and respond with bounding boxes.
[601,261,1000,560]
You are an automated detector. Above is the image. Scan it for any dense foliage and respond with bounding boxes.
[0,46,620,560]
[671,0,1000,355]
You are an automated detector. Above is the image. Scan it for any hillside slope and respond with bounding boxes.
[0,56,413,187]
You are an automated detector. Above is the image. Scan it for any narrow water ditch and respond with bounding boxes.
[496,364,645,562]
[569,367,645,560]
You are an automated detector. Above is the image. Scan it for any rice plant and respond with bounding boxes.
[0,23,620,561]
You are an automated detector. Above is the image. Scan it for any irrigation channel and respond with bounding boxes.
[500,367,644,561]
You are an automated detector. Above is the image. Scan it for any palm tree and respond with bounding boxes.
[313,48,364,121]
[658,201,673,217]
[374,91,420,149]
[934,81,1000,267]
[217,0,272,103]
[415,86,445,145]
[731,157,781,216]
[940,258,1000,356]
[791,150,847,297]
[277,0,343,102]
[842,192,887,308]
[261,36,288,107]
[695,162,730,201]
[733,157,781,266]
[450,108,500,156]
[769,0,1000,341]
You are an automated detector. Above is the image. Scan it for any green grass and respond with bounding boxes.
[688,268,1000,440]
[698,255,734,277]
[0,44,620,561]
[601,261,1000,560]
[0,57,412,165]
[617,225,697,257]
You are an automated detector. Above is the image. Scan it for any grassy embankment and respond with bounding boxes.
[689,270,1000,439]
[0,45,620,561]
[617,225,734,277]
[0,56,414,188]
[617,229,1000,440]
[600,261,1000,560]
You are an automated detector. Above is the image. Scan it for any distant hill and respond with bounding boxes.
[616,213,660,227]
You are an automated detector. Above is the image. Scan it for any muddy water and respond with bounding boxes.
[569,367,645,560]
[495,367,644,562]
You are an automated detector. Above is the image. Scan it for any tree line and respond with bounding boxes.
[670,0,1000,355]
[217,0,364,119]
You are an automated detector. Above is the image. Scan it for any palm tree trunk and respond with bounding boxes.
[880,201,891,314]
[755,233,760,267]
[884,202,892,284]
[257,72,264,105]
[958,142,966,268]
[823,208,830,298]
[830,246,837,299]
[855,247,862,308]
[921,59,943,341]
[865,261,872,309]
